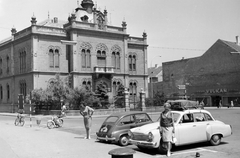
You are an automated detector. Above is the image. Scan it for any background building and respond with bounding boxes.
[162,36,240,107]
[0,0,148,112]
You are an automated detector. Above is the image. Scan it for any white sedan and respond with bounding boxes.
[128,109,232,153]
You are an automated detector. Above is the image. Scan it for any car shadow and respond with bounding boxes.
[129,141,230,156]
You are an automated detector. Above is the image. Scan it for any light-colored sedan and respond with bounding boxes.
[128,109,232,153]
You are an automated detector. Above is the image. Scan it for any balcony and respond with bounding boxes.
[94,66,114,73]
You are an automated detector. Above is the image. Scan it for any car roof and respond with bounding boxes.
[172,109,211,114]
[108,111,149,117]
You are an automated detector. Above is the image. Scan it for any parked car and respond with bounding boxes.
[96,111,153,146]
[128,100,232,153]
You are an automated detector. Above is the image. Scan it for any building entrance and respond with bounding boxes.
[211,96,221,107]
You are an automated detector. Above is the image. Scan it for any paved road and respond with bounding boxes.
[0,107,240,158]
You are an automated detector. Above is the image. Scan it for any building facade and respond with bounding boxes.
[162,37,240,107]
[0,0,148,112]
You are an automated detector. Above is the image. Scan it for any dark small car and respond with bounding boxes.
[96,111,153,146]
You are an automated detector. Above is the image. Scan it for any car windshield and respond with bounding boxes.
[104,116,119,124]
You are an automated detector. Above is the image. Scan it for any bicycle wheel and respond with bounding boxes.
[20,118,25,126]
[47,121,55,129]
[58,119,63,127]
[14,118,19,126]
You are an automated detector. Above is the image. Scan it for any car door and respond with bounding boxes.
[177,113,203,145]
[192,112,208,142]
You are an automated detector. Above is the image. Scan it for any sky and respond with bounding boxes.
[0,0,240,67]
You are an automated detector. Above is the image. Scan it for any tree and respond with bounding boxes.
[31,74,72,110]
[153,91,165,106]
[69,87,99,109]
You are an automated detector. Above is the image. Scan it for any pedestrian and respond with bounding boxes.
[219,100,222,108]
[200,101,205,109]
[231,101,234,108]
[79,102,94,139]
[159,102,175,157]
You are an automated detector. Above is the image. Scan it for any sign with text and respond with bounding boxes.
[178,85,186,90]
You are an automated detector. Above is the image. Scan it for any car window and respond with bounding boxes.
[105,116,118,124]
[134,114,151,123]
[193,113,205,122]
[181,113,194,123]
[119,115,135,126]
[203,113,214,121]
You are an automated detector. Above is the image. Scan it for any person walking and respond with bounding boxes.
[219,100,222,108]
[159,102,175,157]
[231,101,234,108]
[79,102,94,139]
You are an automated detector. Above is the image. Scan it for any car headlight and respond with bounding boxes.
[128,130,134,139]
[148,132,154,142]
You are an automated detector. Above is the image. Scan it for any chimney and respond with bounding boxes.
[236,36,240,45]
[155,64,158,68]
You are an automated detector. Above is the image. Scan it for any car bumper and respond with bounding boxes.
[97,136,116,141]
[129,139,157,148]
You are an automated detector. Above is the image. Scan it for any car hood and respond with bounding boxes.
[131,122,159,134]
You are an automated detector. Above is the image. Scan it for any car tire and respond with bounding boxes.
[119,135,129,146]
[158,138,172,154]
[210,134,221,146]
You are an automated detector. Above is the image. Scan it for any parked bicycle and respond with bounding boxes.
[15,110,25,126]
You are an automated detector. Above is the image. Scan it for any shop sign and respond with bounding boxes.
[205,88,227,93]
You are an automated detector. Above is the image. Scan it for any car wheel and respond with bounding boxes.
[119,135,129,146]
[210,134,221,146]
[157,138,172,154]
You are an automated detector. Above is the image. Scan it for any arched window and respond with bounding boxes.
[49,48,60,68]
[55,49,59,68]
[129,81,137,100]
[49,49,54,67]
[20,80,27,97]
[19,50,27,73]
[128,55,132,71]
[0,58,2,75]
[82,49,86,68]
[0,85,2,100]
[113,81,121,96]
[6,56,10,74]
[7,84,10,100]
[116,52,120,69]
[97,50,106,67]
[112,81,117,96]
[82,81,91,90]
[112,52,120,69]
[86,49,91,68]
[82,49,91,68]
[128,55,136,71]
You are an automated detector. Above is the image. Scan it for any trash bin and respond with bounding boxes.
[108,148,136,158]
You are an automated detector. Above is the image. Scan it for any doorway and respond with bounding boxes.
[211,96,221,107]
